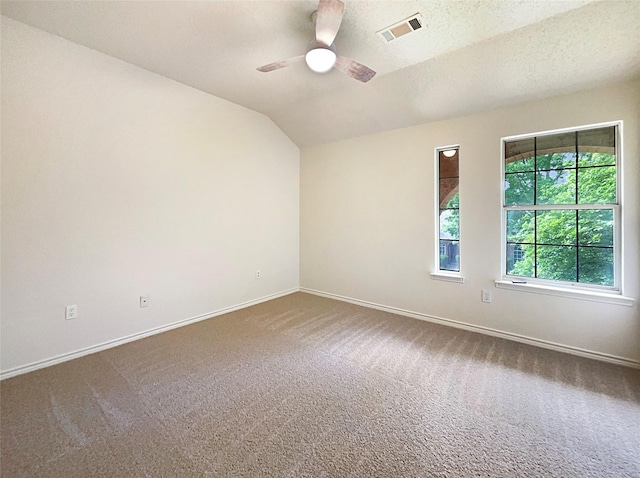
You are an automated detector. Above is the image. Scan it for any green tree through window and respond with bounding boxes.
[503,126,618,287]
[438,148,460,272]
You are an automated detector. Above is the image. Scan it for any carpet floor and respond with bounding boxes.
[1,292,639,477]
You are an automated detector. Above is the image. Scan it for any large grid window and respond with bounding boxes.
[438,147,460,272]
[503,124,619,289]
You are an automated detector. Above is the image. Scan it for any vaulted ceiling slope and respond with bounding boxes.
[2,1,639,147]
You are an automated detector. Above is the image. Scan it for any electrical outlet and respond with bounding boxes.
[65,304,78,320]
[481,290,491,303]
[256,270,261,279]
[140,296,149,308]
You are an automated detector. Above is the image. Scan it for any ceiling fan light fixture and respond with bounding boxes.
[305,46,336,73]
[257,0,376,82]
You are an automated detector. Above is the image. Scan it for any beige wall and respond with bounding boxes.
[1,18,300,373]
[301,81,640,363]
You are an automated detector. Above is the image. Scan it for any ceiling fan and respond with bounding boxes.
[256,0,376,83]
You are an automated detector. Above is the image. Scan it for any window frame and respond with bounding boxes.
[432,144,464,283]
[499,121,624,296]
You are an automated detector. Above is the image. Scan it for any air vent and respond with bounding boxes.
[408,18,422,31]
[377,13,424,43]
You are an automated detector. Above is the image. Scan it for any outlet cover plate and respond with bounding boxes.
[65,304,78,320]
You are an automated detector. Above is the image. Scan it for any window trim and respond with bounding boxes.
[500,121,627,298]
[433,144,463,281]
[494,280,634,307]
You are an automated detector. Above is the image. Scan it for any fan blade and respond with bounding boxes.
[257,55,305,73]
[334,56,376,83]
[315,0,345,47]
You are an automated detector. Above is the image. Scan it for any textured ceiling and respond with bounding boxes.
[2,1,639,147]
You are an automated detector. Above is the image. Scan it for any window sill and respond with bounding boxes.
[431,272,465,284]
[494,280,635,307]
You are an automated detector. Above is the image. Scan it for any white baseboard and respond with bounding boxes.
[5,286,637,380]
[300,287,640,370]
[0,288,299,380]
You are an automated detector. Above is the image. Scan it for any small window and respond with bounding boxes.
[512,244,524,263]
[437,147,460,272]
[502,124,620,290]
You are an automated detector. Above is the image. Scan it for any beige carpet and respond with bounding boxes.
[2,292,639,477]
